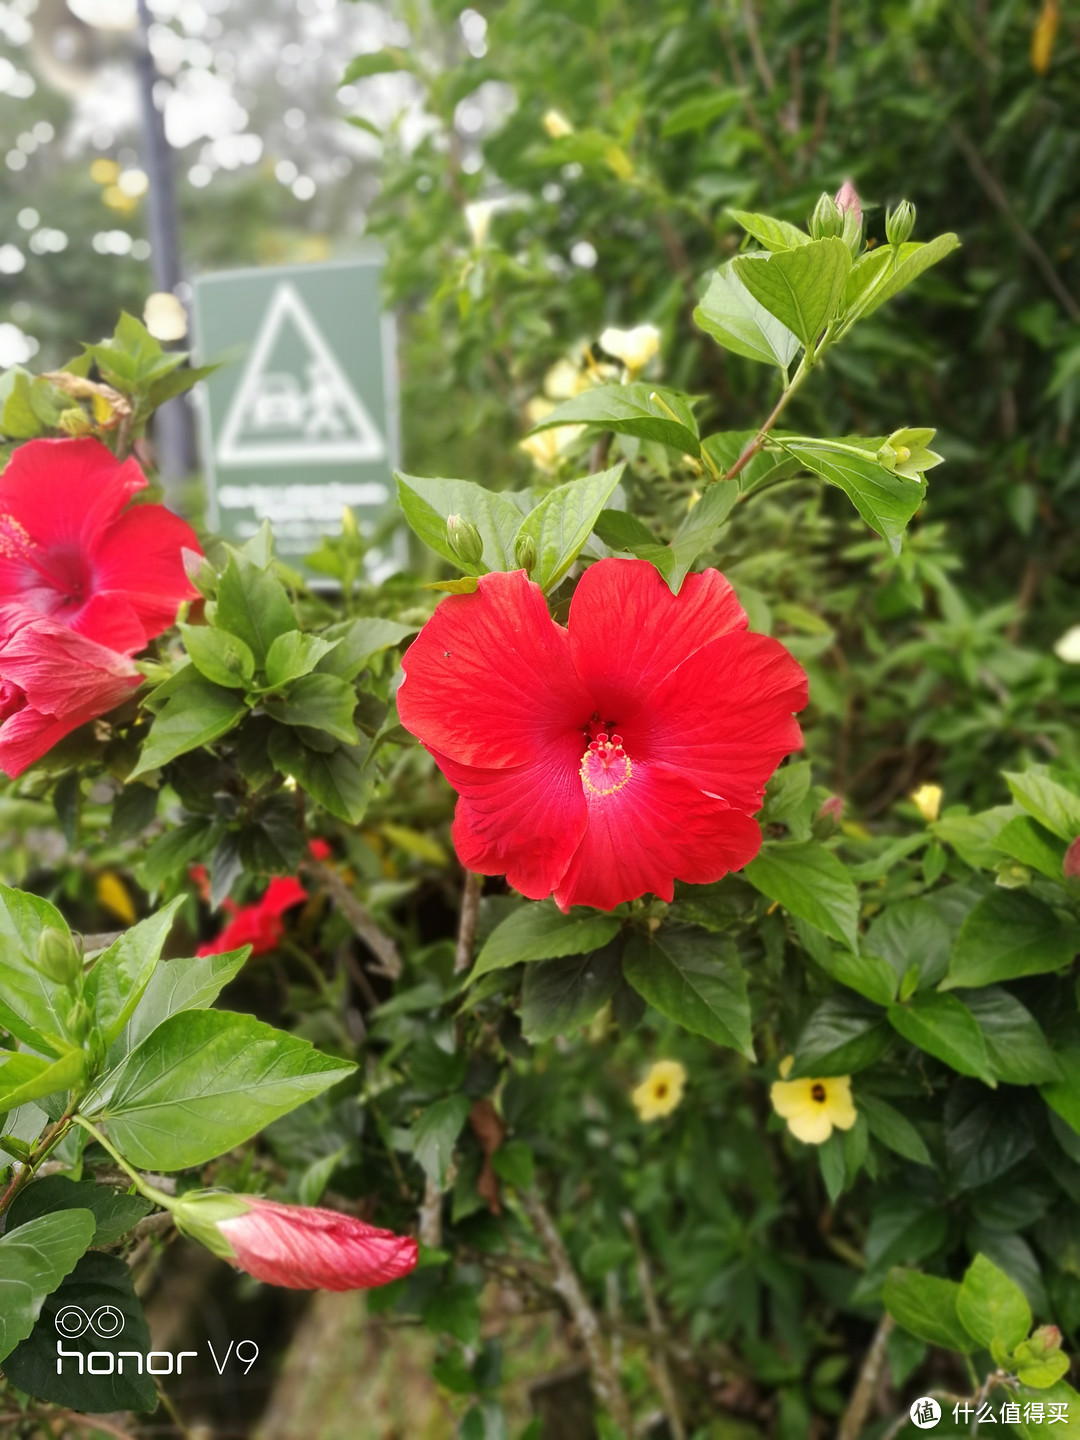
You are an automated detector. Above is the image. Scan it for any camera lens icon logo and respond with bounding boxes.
[54,1306,125,1340]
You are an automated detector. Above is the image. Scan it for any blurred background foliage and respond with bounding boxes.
[2,2,1080,1439]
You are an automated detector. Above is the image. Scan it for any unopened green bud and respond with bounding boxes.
[809,192,841,240]
[58,407,94,437]
[514,532,538,575]
[446,514,484,567]
[885,199,916,247]
[64,998,92,1041]
[38,926,81,986]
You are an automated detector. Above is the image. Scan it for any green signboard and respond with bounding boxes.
[192,257,400,572]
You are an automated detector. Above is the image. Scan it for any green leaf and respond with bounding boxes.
[957,1253,1031,1352]
[789,994,890,1077]
[622,927,753,1058]
[660,88,744,136]
[882,1269,976,1352]
[112,949,247,1061]
[887,992,996,1085]
[858,1093,933,1167]
[818,949,898,1007]
[0,1210,97,1363]
[472,901,622,981]
[666,481,741,589]
[178,623,255,689]
[863,1192,948,1279]
[2,1251,157,1412]
[263,631,339,688]
[424,1282,481,1346]
[784,443,925,556]
[520,945,623,1043]
[531,385,699,456]
[514,464,625,591]
[263,672,359,745]
[84,898,184,1050]
[744,842,860,950]
[946,1083,1033,1189]
[412,1094,472,1188]
[942,889,1080,990]
[491,1140,535,1191]
[396,473,525,574]
[1003,767,1080,843]
[128,676,246,778]
[865,899,952,992]
[0,885,80,1055]
[932,805,1020,870]
[91,1009,355,1170]
[818,1131,846,1202]
[1011,1382,1080,1433]
[956,987,1062,1085]
[0,1049,85,1111]
[700,431,799,495]
[994,816,1067,880]
[342,47,413,82]
[1013,1348,1070,1390]
[267,726,373,825]
[0,368,45,439]
[694,263,801,369]
[727,209,812,253]
[844,233,961,321]
[7,1176,151,1247]
[732,237,852,350]
[315,617,417,680]
[137,818,215,893]
[215,555,296,663]
[1041,1048,1080,1136]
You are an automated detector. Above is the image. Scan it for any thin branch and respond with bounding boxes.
[810,0,842,152]
[454,871,484,975]
[519,1187,634,1436]
[723,355,809,484]
[622,1211,686,1440]
[741,0,775,92]
[306,858,402,979]
[838,1312,895,1440]
[418,1173,444,1249]
[949,120,1079,321]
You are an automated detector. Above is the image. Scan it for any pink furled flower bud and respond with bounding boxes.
[175,1192,418,1291]
[1065,838,1080,879]
[834,179,861,225]
[819,795,845,823]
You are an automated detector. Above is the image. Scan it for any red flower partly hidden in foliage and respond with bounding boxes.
[175,1193,418,1292]
[0,437,200,654]
[1064,837,1080,880]
[0,605,140,777]
[196,876,308,957]
[397,559,807,910]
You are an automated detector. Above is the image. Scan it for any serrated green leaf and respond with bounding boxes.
[785,442,925,556]
[473,902,622,980]
[957,1253,1031,1352]
[744,842,860,949]
[727,209,812,252]
[942,889,1080,989]
[397,473,525,574]
[887,992,996,1085]
[0,1211,97,1363]
[694,263,801,369]
[661,88,744,136]
[267,726,373,824]
[128,676,246,777]
[530,385,699,456]
[215,554,296,662]
[732,236,851,350]
[623,927,753,1057]
[844,233,960,322]
[883,1268,976,1352]
[514,464,625,591]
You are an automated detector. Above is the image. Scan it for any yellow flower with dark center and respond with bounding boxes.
[632,1060,686,1122]
[770,1056,856,1145]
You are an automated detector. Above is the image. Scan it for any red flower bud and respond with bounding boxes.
[1064,838,1080,879]
[308,837,332,862]
[834,179,862,225]
[819,795,845,823]
[179,1194,418,1292]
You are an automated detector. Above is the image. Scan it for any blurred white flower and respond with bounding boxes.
[543,109,573,139]
[143,292,188,342]
[1054,626,1080,663]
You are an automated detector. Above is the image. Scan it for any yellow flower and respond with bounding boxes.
[770,1057,856,1145]
[911,783,943,823]
[542,109,573,139]
[599,323,660,375]
[1031,0,1060,75]
[96,871,137,926]
[632,1060,687,1122]
[90,158,121,186]
[520,396,584,471]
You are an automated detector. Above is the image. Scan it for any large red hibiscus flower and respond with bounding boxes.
[397,559,808,911]
[0,437,200,654]
[0,604,141,777]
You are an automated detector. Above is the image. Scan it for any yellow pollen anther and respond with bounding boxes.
[580,744,633,798]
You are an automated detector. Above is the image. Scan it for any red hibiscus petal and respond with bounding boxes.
[567,559,747,719]
[85,503,201,647]
[70,592,150,655]
[625,629,807,812]
[432,740,588,900]
[0,438,143,565]
[218,1199,418,1291]
[553,760,763,911]
[0,608,139,777]
[398,570,592,769]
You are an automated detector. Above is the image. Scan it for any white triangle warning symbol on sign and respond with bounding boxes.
[216,281,386,468]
